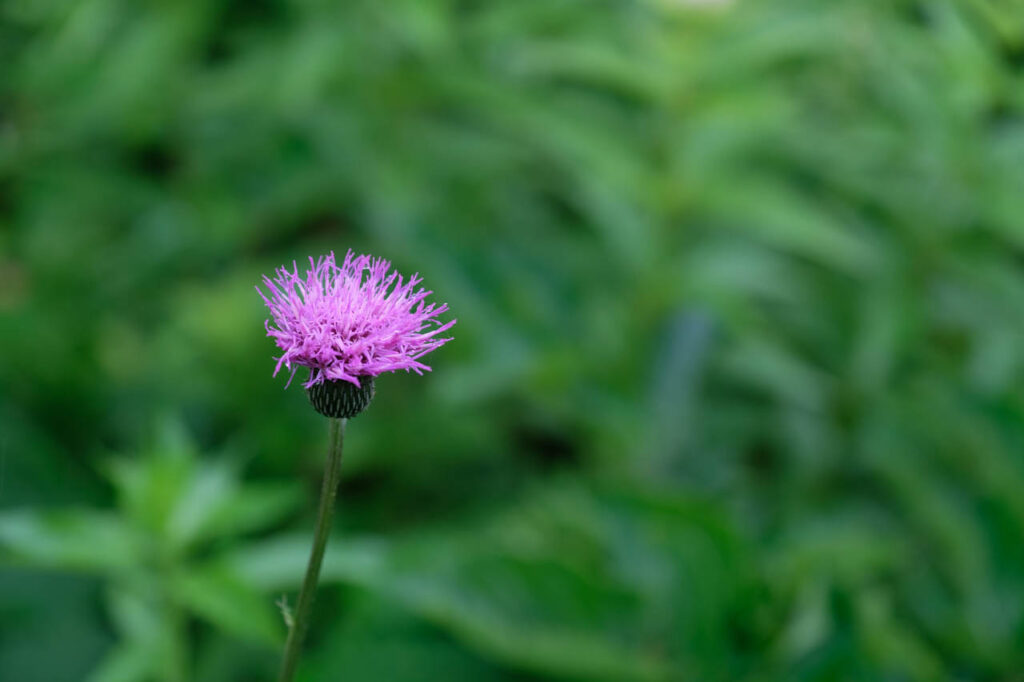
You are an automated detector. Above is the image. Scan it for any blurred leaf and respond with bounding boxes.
[103,425,197,539]
[229,485,743,680]
[84,645,152,682]
[171,564,282,646]
[0,510,137,574]
[167,462,300,551]
[101,583,188,682]
[194,482,302,546]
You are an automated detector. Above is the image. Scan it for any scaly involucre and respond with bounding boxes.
[258,251,456,388]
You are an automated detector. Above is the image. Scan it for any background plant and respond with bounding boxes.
[3,0,1024,680]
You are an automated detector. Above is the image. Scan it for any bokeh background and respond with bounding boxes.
[4,0,1024,680]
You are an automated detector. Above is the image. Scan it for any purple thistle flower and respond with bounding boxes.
[258,251,456,389]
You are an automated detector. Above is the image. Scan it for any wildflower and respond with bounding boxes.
[259,252,455,682]
[258,251,455,417]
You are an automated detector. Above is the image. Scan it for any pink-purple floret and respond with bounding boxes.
[258,251,456,389]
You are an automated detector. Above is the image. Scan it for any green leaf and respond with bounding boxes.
[226,485,741,680]
[194,482,302,545]
[0,510,138,574]
[84,645,152,682]
[227,534,389,590]
[170,564,283,646]
[165,458,237,550]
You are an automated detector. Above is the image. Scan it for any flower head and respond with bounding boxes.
[258,251,455,389]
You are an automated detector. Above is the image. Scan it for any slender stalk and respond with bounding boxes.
[278,417,346,682]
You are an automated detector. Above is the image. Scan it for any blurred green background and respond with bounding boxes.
[4,0,1024,680]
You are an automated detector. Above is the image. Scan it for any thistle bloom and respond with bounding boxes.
[258,251,455,389]
[262,252,454,682]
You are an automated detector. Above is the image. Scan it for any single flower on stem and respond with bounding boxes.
[258,250,455,682]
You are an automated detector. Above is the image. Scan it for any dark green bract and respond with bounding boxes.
[307,377,376,419]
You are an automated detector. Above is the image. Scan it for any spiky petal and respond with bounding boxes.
[258,251,456,388]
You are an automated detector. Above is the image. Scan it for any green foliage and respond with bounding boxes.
[4,0,1024,680]
[0,422,297,679]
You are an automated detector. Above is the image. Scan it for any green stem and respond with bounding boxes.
[278,417,346,682]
